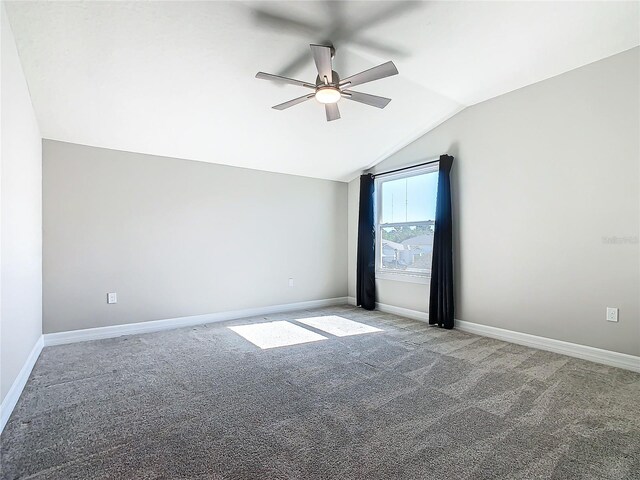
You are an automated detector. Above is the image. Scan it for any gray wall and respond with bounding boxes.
[1,4,43,403]
[348,47,640,356]
[43,141,348,333]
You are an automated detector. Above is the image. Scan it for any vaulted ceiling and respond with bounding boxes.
[5,1,639,181]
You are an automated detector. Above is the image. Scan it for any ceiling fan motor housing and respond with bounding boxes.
[316,70,340,86]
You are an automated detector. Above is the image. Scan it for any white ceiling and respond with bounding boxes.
[5,1,639,181]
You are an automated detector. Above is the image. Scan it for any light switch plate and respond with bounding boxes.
[606,307,618,322]
[107,292,117,304]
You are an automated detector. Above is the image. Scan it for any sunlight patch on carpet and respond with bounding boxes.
[296,315,383,337]
[229,321,328,349]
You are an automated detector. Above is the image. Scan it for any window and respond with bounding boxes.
[374,164,438,284]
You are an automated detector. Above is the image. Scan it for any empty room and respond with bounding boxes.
[1,1,639,479]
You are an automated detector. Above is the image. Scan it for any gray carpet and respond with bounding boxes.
[1,305,639,479]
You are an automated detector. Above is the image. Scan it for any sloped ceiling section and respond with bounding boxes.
[5,1,639,181]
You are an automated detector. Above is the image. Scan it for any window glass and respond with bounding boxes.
[376,167,438,277]
[380,172,438,224]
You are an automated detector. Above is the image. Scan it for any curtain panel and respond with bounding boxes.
[356,174,376,310]
[429,155,455,328]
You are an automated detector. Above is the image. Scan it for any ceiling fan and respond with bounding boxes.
[256,44,398,122]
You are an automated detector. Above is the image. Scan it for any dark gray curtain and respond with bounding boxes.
[429,155,455,328]
[356,174,376,310]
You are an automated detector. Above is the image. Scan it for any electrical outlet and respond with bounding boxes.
[107,292,118,304]
[606,307,618,322]
[288,278,294,287]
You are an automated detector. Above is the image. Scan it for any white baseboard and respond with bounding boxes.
[368,302,638,372]
[1,335,44,434]
[455,319,640,373]
[347,296,356,306]
[43,297,349,347]
[376,302,429,322]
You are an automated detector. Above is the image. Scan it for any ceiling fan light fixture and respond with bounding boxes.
[315,86,341,104]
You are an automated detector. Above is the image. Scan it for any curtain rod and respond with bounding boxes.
[371,155,444,178]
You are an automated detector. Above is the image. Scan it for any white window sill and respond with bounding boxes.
[375,272,431,285]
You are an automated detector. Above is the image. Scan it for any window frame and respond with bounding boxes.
[374,162,439,284]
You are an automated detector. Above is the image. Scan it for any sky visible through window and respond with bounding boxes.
[381,171,438,223]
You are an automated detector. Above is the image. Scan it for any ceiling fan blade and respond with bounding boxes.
[339,61,398,88]
[349,37,407,57]
[351,1,421,33]
[342,90,391,109]
[325,103,340,122]
[277,51,317,79]
[310,44,333,83]
[252,9,322,36]
[272,94,315,111]
[256,72,315,89]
